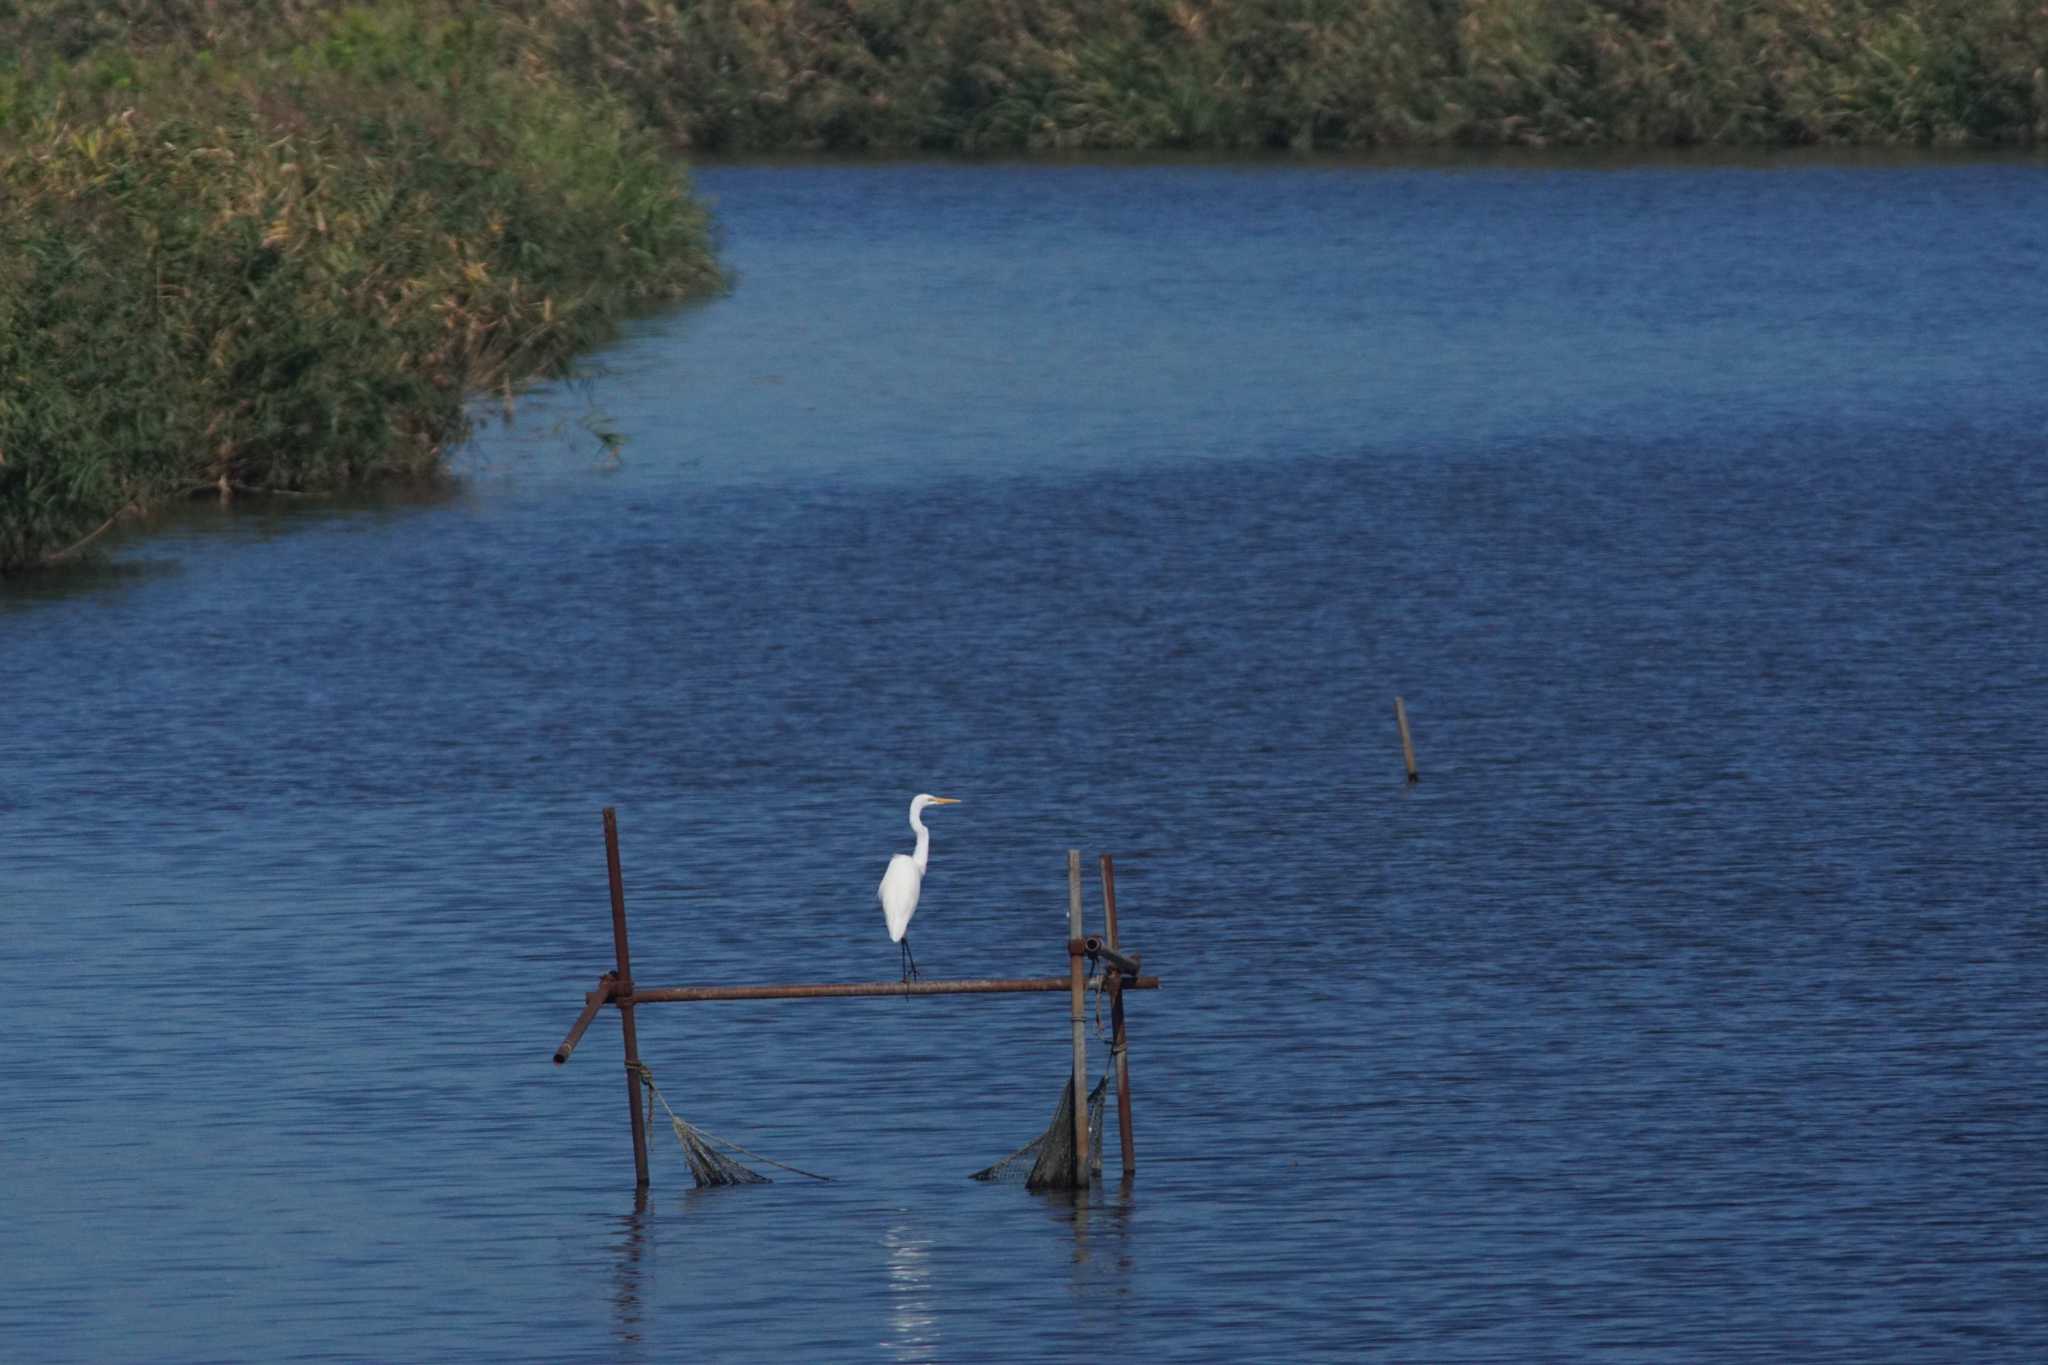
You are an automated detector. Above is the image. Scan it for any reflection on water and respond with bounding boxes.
[882,1223,940,1362]
[609,1204,650,1353]
[1051,1179,1136,1271]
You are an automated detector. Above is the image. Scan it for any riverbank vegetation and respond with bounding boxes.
[545,0,2048,153]
[1,4,721,573]
[4,1,2042,571]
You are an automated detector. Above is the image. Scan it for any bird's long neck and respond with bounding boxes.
[910,811,931,876]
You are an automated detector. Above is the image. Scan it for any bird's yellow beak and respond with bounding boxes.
[928,796,960,805]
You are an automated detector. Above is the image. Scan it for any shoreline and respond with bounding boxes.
[0,4,725,576]
[6,0,2042,572]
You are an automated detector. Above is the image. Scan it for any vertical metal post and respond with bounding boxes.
[1100,854,1135,1180]
[1395,696,1419,783]
[1067,848,1089,1189]
[605,808,651,1189]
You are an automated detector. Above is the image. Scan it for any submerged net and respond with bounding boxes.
[971,1073,1109,1189]
[633,1062,830,1188]
[669,1115,771,1187]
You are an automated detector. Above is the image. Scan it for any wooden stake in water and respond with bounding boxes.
[1101,853,1136,1180]
[1067,848,1090,1188]
[604,808,652,1190]
[1395,696,1419,784]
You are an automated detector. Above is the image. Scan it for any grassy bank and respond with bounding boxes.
[541,0,2048,153]
[0,4,722,573]
[5,2,2041,569]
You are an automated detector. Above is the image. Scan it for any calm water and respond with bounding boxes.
[4,157,2045,1362]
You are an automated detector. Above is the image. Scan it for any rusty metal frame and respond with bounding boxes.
[553,809,1155,1190]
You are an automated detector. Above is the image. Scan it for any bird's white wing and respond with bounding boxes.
[878,852,921,943]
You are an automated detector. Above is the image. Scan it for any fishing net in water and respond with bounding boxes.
[632,1063,829,1188]
[668,1113,771,1187]
[971,1073,1109,1189]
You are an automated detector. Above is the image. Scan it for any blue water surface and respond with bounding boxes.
[3,155,2045,1362]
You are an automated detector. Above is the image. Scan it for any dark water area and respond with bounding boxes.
[4,157,2045,1361]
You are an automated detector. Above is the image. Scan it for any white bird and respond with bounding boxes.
[878,794,959,982]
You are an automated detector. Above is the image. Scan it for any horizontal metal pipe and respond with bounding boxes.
[624,975,1160,1004]
[552,974,617,1064]
[1081,936,1143,977]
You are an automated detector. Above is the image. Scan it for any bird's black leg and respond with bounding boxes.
[901,935,919,983]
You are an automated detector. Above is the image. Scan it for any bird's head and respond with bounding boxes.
[912,794,960,814]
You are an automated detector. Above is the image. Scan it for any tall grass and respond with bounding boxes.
[532,0,2048,153]
[1,3,722,573]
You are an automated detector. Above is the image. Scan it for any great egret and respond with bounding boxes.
[878,794,959,982]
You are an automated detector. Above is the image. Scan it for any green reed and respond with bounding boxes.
[1,3,722,572]
[531,0,2047,153]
